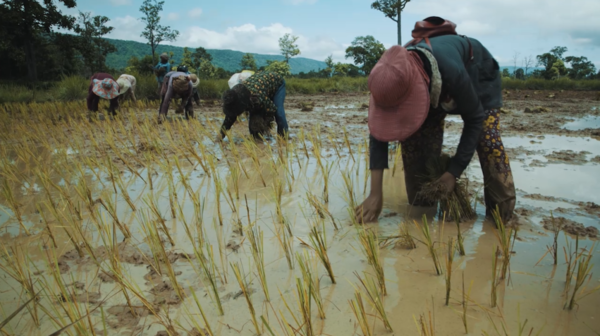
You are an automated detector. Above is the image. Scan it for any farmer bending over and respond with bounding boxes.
[216,71,289,141]
[117,74,137,102]
[177,65,201,106]
[157,71,194,123]
[87,73,120,116]
[355,19,516,223]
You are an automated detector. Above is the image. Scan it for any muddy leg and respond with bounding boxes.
[476,108,516,223]
[401,107,447,206]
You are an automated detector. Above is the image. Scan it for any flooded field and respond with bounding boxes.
[0,90,599,336]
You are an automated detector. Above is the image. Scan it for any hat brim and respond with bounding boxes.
[368,68,430,142]
[92,81,120,100]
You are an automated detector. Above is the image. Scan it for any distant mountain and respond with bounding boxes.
[105,38,327,74]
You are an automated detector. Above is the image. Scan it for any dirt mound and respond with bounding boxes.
[106,305,150,331]
[544,150,590,164]
[150,280,184,305]
[541,216,599,238]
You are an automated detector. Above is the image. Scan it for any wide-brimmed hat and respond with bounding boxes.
[92,78,120,100]
[368,45,430,142]
[117,77,131,95]
[172,75,190,95]
[189,74,199,88]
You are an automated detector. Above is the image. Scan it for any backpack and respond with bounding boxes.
[404,16,473,63]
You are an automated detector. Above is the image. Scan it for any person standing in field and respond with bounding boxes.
[355,17,516,223]
[117,74,137,102]
[157,71,194,123]
[216,71,289,141]
[87,73,120,116]
[154,53,172,90]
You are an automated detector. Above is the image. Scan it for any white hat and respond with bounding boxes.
[117,77,131,95]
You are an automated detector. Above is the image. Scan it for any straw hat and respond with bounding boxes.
[189,74,199,88]
[117,77,131,95]
[368,46,430,142]
[92,78,120,100]
[172,75,190,95]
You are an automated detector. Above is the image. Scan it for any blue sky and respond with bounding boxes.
[66,0,599,68]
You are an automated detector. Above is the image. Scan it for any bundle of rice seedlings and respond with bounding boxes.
[419,154,476,222]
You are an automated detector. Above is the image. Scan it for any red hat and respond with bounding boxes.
[368,46,430,142]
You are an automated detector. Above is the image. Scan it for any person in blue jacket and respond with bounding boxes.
[154,53,172,89]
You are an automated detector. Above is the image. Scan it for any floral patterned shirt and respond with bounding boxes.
[220,71,284,136]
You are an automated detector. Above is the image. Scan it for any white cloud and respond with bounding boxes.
[405,0,600,45]
[287,0,318,4]
[109,0,132,6]
[177,23,345,62]
[167,13,179,21]
[188,8,203,19]
[106,15,145,42]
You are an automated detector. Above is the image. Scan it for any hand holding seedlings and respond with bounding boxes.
[354,169,384,223]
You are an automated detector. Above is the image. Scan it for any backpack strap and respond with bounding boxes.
[460,35,474,63]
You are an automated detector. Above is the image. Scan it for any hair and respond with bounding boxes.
[222,84,251,118]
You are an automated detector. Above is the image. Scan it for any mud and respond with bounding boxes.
[1,90,600,335]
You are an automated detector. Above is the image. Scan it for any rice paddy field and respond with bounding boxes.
[0,90,599,336]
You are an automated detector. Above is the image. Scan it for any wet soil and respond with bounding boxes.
[0,90,599,335]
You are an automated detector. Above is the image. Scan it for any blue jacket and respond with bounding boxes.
[155,62,172,83]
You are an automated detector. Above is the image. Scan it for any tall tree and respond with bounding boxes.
[279,34,300,63]
[371,0,411,45]
[511,52,520,78]
[345,36,386,75]
[265,60,291,76]
[536,46,567,80]
[522,55,534,78]
[0,0,77,81]
[324,55,334,78]
[181,47,193,67]
[192,47,212,69]
[565,56,596,79]
[139,0,179,64]
[240,53,257,71]
[74,12,116,73]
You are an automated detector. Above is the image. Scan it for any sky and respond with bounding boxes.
[62,0,599,68]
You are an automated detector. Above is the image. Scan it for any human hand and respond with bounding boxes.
[354,193,383,224]
[434,172,457,193]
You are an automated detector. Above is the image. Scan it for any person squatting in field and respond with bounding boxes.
[355,19,516,223]
[87,73,120,116]
[157,71,195,123]
[216,71,289,141]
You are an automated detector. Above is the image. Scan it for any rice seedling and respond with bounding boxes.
[295,277,315,336]
[0,179,30,235]
[342,126,355,162]
[482,304,545,336]
[419,154,476,222]
[444,237,456,306]
[492,207,516,280]
[307,224,336,284]
[461,272,473,334]
[245,224,269,301]
[189,287,215,336]
[414,215,442,276]
[391,143,402,177]
[565,243,595,310]
[414,309,435,336]
[0,245,40,326]
[296,250,325,319]
[354,271,392,331]
[548,212,561,265]
[274,217,294,270]
[231,262,261,335]
[357,227,386,295]
[320,161,334,203]
[341,169,357,209]
[199,243,224,315]
[306,191,338,230]
[97,192,132,239]
[143,193,175,246]
[349,290,372,336]
[491,246,500,308]
[241,139,267,187]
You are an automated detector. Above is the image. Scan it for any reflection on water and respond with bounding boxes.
[561,115,600,130]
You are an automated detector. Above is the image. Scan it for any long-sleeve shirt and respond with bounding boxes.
[118,74,136,99]
[220,71,284,135]
[370,35,502,178]
[159,71,193,116]
[154,61,171,84]
[87,73,119,112]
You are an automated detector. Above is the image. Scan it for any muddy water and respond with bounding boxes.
[1,108,599,336]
